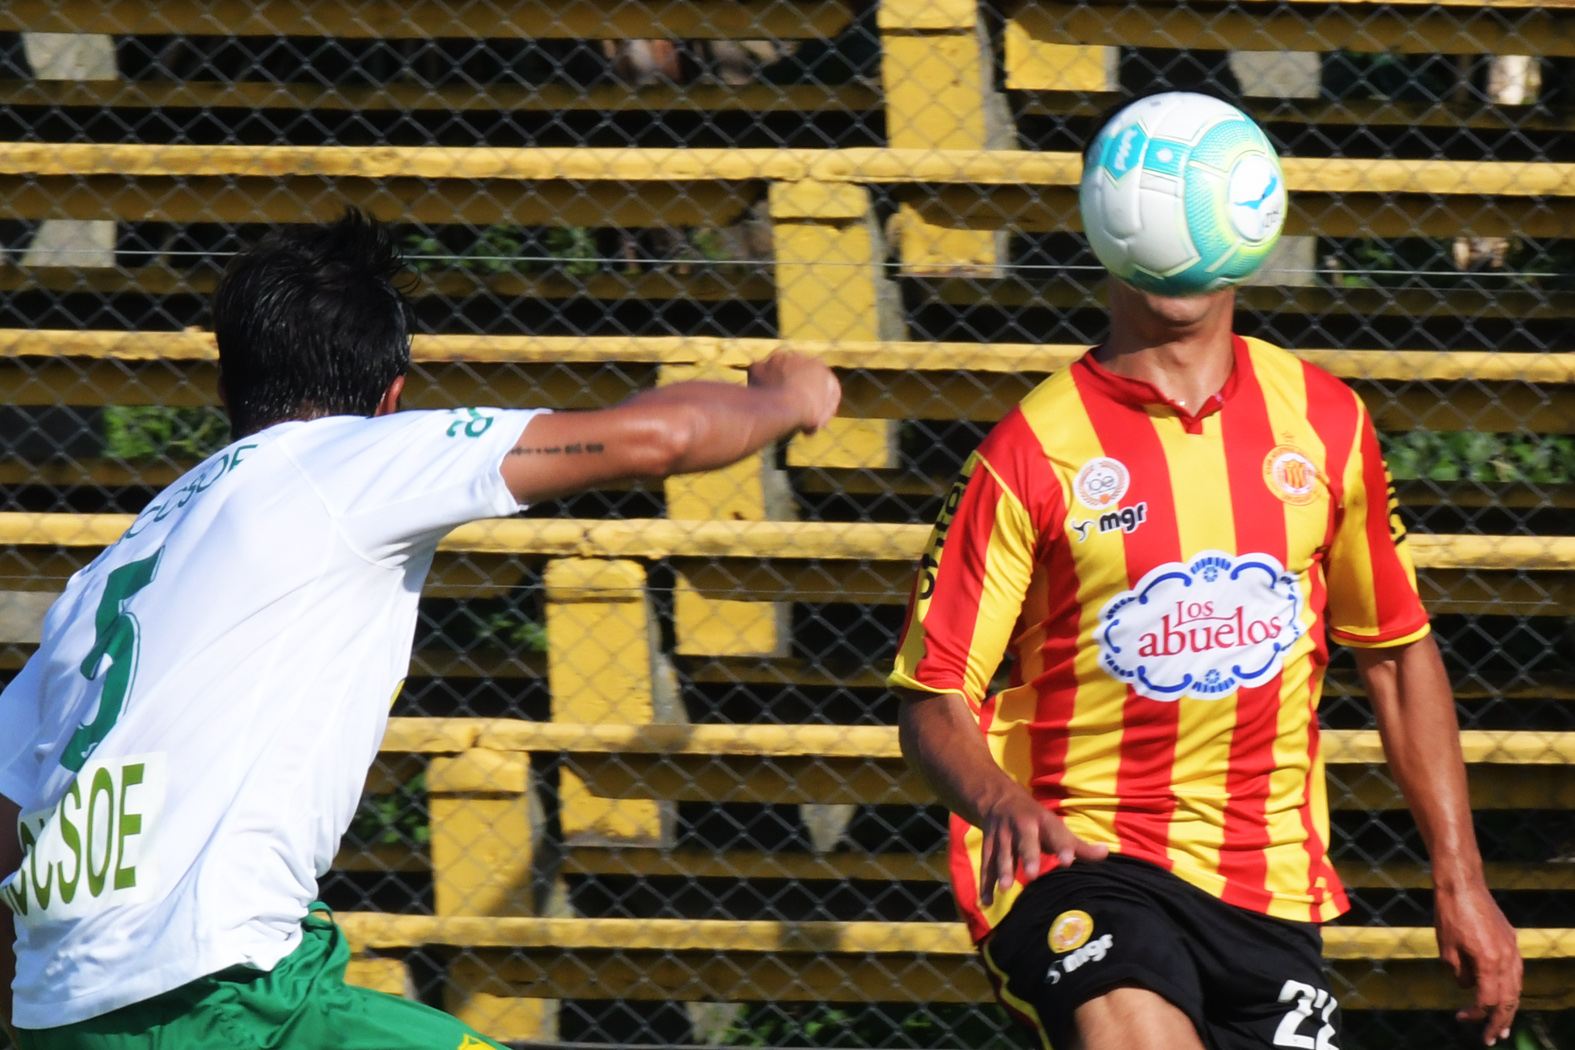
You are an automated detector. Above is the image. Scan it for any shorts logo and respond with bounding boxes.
[458,1036,493,1050]
[1048,909,1094,953]
[1072,457,1130,511]
[1263,445,1319,506]
[1046,933,1114,985]
[1097,550,1305,701]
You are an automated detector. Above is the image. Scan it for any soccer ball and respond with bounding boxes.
[1079,92,1286,297]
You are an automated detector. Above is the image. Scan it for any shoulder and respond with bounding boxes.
[278,409,514,459]
[1242,336,1364,415]
[279,411,434,446]
[1014,365,1085,423]
[974,372,1077,523]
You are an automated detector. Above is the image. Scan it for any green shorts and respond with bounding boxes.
[18,909,506,1050]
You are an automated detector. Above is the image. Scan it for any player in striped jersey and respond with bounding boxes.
[890,169,1522,1050]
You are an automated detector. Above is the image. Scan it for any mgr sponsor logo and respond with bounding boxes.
[1097,551,1304,701]
[1071,501,1149,543]
[1072,457,1130,511]
[0,753,165,924]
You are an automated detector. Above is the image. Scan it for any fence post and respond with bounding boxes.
[443,557,672,1040]
[773,176,901,849]
[429,749,538,915]
[544,557,673,838]
[663,364,797,655]
[1002,15,1118,92]
[430,750,553,1039]
[447,957,557,1045]
[447,957,559,1043]
[20,34,117,270]
[344,958,414,999]
[772,179,904,471]
[881,0,1009,277]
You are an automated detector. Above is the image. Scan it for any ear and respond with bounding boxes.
[374,375,405,417]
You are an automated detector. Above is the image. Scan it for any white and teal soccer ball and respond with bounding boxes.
[1079,92,1286,297]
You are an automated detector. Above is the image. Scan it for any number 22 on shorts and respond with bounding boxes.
[61,548,163,772]
[1274,978,1338,1050]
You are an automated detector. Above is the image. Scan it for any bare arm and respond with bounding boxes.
[499,351,840,505]
[1357,634,1520,1046]
[897,688,1105,904]
[1,792,18,1045]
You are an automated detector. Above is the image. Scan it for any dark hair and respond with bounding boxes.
[1083,84,1247,162]
[212,209,412,437]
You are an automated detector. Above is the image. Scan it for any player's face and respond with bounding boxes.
[1110,279,1234,333]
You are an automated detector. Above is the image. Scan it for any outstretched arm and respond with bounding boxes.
[897,688,1106,904]
[1,792,18,1045]
[499,352,839,505]
[1358,634,1521,1047]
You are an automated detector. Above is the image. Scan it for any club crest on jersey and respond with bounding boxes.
[1049,910,1094,953]
[1072,457,1130,510]
[1263,444,1319,506]
[1097,550,1304,701]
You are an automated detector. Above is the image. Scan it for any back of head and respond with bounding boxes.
[213,210,412,437]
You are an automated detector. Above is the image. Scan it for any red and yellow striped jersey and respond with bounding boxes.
[889,336,1429,940]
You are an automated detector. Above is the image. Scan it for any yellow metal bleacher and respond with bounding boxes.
[2,0,1574,1041]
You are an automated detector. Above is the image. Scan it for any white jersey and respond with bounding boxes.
[0,406,543,1028]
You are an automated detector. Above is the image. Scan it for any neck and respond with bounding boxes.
[1093,282,1237,411]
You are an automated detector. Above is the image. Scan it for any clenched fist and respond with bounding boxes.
[748,352,841,436]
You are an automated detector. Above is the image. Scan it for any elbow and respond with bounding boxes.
[897,715,921,774]
[895,690,929,771]
[628,404,702,479]
[895,687,971,768]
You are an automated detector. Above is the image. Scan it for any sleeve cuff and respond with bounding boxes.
[489,408,552,514]
[1328,620,1432,650]
[886,670,965,696]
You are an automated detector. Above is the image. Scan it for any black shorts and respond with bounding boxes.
[979,855,1341,1050]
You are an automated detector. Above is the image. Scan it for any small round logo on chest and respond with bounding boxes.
[1073,457,1131,510]
[1263,445,1319,506]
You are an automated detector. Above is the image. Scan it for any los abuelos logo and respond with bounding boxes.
[1097,550,1304,701]
[1049,910,1094,953]
[1072,457,1130,510]
[1263,444,1319,506]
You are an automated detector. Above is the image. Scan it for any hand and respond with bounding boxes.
[747,352,840,435]
[977,785,1108,905]
[1436,881,1522,1046]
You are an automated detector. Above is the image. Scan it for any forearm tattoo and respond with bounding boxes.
[508,442,606,456]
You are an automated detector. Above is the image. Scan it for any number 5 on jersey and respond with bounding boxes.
[61,548,163,772]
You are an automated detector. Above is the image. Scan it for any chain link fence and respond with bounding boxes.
[0,2,1572,1048]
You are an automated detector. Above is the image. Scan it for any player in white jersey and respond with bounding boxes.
[0,211,840,1048]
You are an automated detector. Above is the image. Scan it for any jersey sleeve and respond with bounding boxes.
[289,407,548,565]
[1324,400,1431,648]
[888,450,1041,706]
